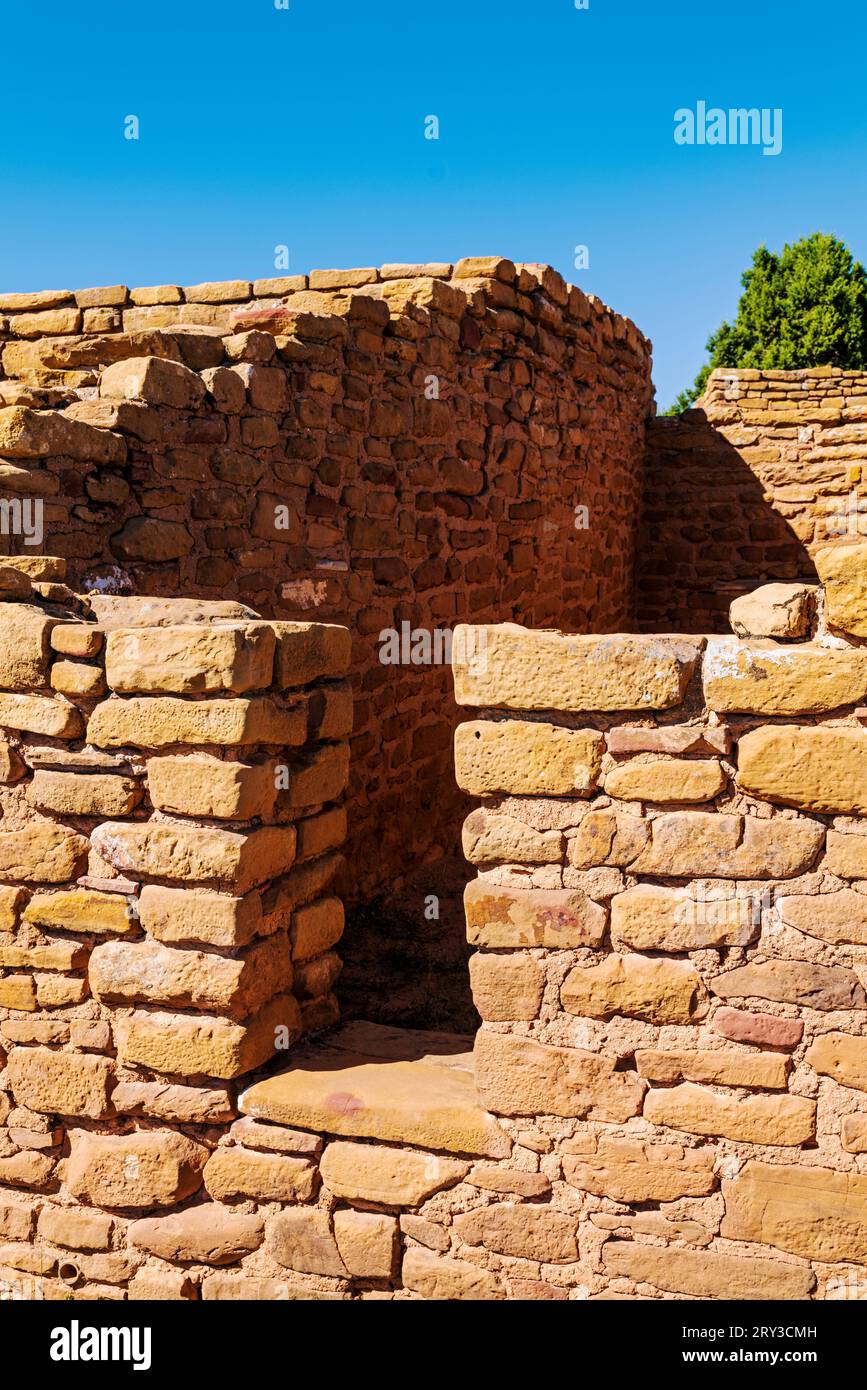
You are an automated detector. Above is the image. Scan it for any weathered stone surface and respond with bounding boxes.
[713,1007,803,1048]
[0,692,83,737]
[37,1206,113,1251]
[739,725,867,814]
[291,897,344,961]
[333,1210,397,1280]
[90,821,295,892]
[401,1247,504,1300]
[129,1206,264,1264]
[704,637,867,714]
[607,724,729,755]
[0,976,36,1009]
[464,880,606,948]
[461,809,562,865]
[240,1025,511,1158]
[806,1032,867,1092]
[105,623,275,694]
[320,1141,468,1205]
[468,952,545,1021]
[842,1115,867,1153]
[89,934,290,1019]
[138,884,263,948]
[467,1166,552,1198]
[115,993,301,1080]
[0,605,54,689]
[602,1241,814,1300]
[629,811,823,879]
[644,1082,816,1145]
[825,830,867,878]
[711,959,867,1011]
[99,355,206,409]
[777,890,867,945]
[452,624,703,711]
[267,1208,347,1277]
[272,621,352,687]
[562,1136,717,1201]
[0,885,23,930]
[454,1203,578,1262]
[722,1160,867,1263]
[88,695,305,748]
[815,541,867,637]
[0,937,87,969]
[65,1130,208,1209]
[203,1148,316,1203]
[50,660,106,697]
[0,1151,55,1189]
[729,584,815,640]
[111,1081,234,1124]
[561,953,705,1025]
[230,1117,322,1156]
[26,770,141,818]
[0,824,88,883]
[604,757,725,803]
[454,720,603,796]
[0,406,124,462]
[568,808,649,869]
[24,888,137,936]
[635,1048,789,1088]
[276,742,349,809]
[89,596,259,628]
[7,1048,112,1119]
[473,1030,645,1122]
[610,884,758,952]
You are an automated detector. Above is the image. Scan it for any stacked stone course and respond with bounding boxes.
[0,260,652,903]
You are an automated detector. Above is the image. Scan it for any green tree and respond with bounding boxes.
[666,233,867,413]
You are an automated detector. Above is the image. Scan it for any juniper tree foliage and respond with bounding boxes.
[668,234,867,414]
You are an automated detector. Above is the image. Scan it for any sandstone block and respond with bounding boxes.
[826,830,867,878]
[0,976,36,1010]
[738,725,867,814]
[452,624,702,711]
[629,811,823,879]
[272,621,352,687]
[704,637,867,714]
[0,1197,34,1241]
[65,1130,208,1210]
[276,742,350,809]
[604,757,725,803]
[0,885,23,930]
[561,953,705,1025]
[454,719,603,796]
[729,583,815,640]
[611,884,758,952]
[0,604,54,689]
[110,516,193,563]
[24,888,137,936]
[0,406,124,463]
[777,889,867,944]
[815,541,867,637]
[0,692,83,737]
[711,959,867,1011]
[635,1048,788,1088]
[468,952,544,1021]
[320,1141,468,1206]
[333,1210,397,1280]
[128,1269,196,1300]
[50,623,102,657]
[644,1082,816,1145]
[602,1241,814,1300]
[267,1208,347,1277]
[474,1029,645,1122]
[0,1152,55,1189]
[562,1136,716,1202]
[467,1166,552,1198]
[722,1160,867,1263]
[842,1115,867,1153]
[454,1203,578,1263]
[111,1081,234,1124]
[607,723,730,755]
[230,1117,322,1156]
[712,1007,803,1048]
[129,1205,264,1264]
[0,742,25,784]
[138,884,264,948]
[89,933,290,1020]
[806,1032,867,1092]
[461,809,562,865]
[88,695,305,748]
[147,753,277,820]
[26,770,141,818]
[0,938,87,969]
[37,1207,113,1251]
[291,897,344,961]
[50,661,106,698]
[99,356,206,409]
[401,1247,504,1300]
[568,808,649,869]
[90,822,296,892]
[0,824,88,883]
[115,993,301,1079]
[464,880,606,948]
[7,1048,112,1119]
[105,623,275,694]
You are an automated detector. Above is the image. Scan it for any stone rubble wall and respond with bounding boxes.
[638,367,867,632]
[0,260,653,903]
[445,548,867,1299]
[0,567,352,1300]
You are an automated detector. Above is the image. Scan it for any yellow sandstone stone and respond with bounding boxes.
[202,1149,316,1204]
[138,884,264,948]
[401,1247,504,1300]
[0,604,55,689]
[738,725,867,814]
[603,757,725,803]
[104,623,275,694]
[452,624,703,711]
[729,583,816,640]
[463,879,606,948]
[777,890,867,944]
[643,1082,816,1145]
[561,953,706,1025]
[333,1210,397,1280]
[468,952,545,1021]
[704,637,867,714]
[611,884,758,951]
[473,1029,645,1122]
[722,1160,867,1263]
[7,1047,112,1119]
[147,753,277,820]
[26,770,142,817]
[815,541,867,637]
[114,993,301,1080]
[24,889,137,936]
[65,1130,208,1210]
[89,934,291,1020]
[826,829,867,877]
[805,1032,867,1092]
[90,822,296,891]
[562,1136,717,1202]
[0,824,88,883]
[320,1141,469,1205]
[454,719,603,796]
[0,692,83,737]
[635,1048,789,1088]
[629,810,823,879]
[602,1241,814,1300]
[88,695,306,748]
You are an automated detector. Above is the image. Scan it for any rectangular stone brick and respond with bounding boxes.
[602,1241,814,1300]
[455,720,603,796]
[722,1161,867,1263]
[114,993,301,1079]
[87,695,306,748]
[644,1081,815,1145]
[464,880,606,948]
[104,623,275,694]
[90,822,296,892]
[138,884,265,948]
[7,1048,113,1119]
[147,753,278,819]
[89,933,291,1020]
[474,1030,644,1122]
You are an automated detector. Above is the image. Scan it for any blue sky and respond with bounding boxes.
[1,0,865,408]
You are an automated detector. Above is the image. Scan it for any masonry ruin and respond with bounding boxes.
[1,259,867,1301]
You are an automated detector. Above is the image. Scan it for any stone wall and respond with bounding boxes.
[0,261,653,905]
[0,570,351,1300]
[637,367,867,632]
[442,549,867,1300]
